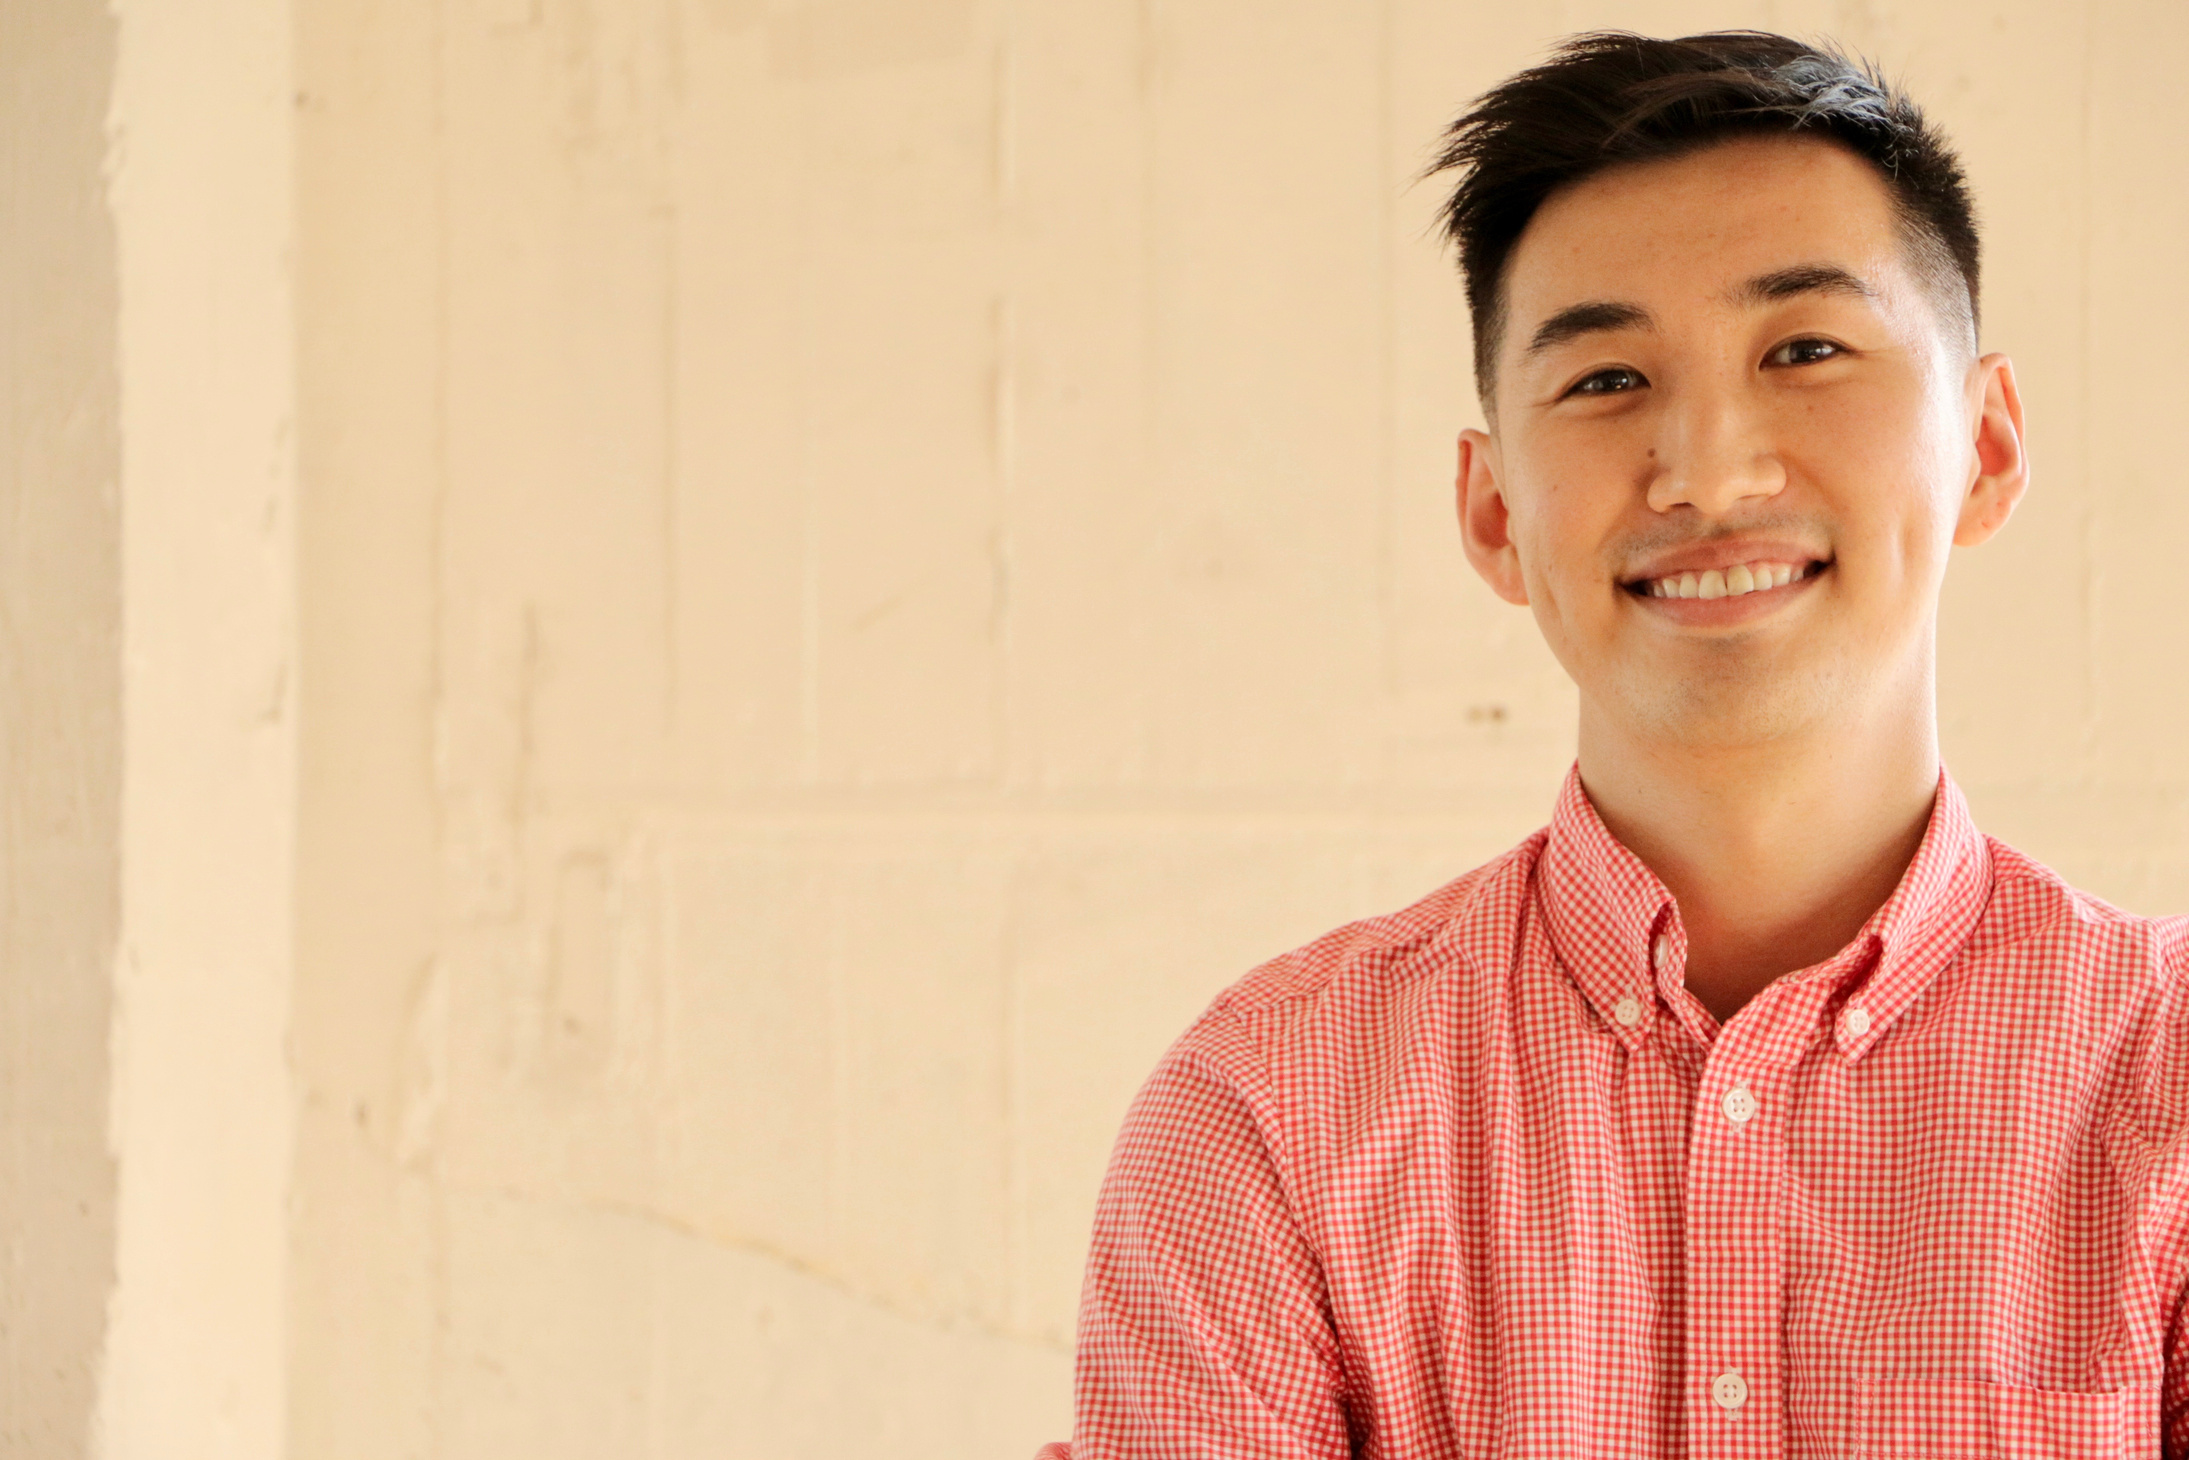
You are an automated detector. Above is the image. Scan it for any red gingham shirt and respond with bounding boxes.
[1036,766,2189,1458]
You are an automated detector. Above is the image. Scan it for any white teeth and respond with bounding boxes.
[1641,560,1810,601]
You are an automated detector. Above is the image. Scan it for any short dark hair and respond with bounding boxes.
[1429,31,1980,400]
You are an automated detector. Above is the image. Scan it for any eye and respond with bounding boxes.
[1566,365,1648,398]
[1766,336,1845,367]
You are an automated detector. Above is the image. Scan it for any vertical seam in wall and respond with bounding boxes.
[990,8,1016,791]
[2076,0,2098,770]
[1147,0,1164,774]
[795,41,821,784]
[426,0,453,1448]
[993,0,1025,1334]
[660,131,682,737]
[1374,0,1396,705]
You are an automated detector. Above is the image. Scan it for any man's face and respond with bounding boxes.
[1457,135,2024,753]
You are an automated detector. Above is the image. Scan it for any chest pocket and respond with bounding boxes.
[1853,1374,2158,1458]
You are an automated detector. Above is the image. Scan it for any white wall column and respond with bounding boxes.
[99,0,296,1455]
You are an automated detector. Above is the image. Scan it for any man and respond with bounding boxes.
[1037,30,2189,1459]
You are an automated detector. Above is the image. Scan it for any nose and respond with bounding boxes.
[1644,381,1786,516]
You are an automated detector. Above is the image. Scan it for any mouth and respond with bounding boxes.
[1623,557,1829,602]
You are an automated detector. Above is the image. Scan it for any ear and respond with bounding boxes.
[1458,428,1529,605]
[1954,352,2027,547]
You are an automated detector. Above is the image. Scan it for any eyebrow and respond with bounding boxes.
[1525,300,1654,357]
[1731,262,1878,306]
[1520,263,1883,359]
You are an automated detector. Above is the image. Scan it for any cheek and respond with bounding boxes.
[1510,474,1591,600]
[1789,378,1963,586]
[1788,377,1917,469]
[1508,476,1631,660]
[1512,437,1631,575]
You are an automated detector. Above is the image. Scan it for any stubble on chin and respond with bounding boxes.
[1606,636,1854,754]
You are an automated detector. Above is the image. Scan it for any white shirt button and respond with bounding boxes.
[1613,995,1644,1027]
[1652,933,1672,971]
[1711,1370,1748,1412]
[1721,1083,1759,1124]
[1846,1006,1872,1035]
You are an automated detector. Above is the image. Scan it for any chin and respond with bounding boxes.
[1611,660,1845,751]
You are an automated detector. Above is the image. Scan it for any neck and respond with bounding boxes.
[1576,677,1941,1025]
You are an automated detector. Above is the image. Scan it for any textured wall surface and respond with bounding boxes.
[285,1,2189,1456]
[101,0,298,1456]
[0,3,119,1454]
[0,0,2168,1456]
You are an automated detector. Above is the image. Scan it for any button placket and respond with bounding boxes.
[1684,1014,1787,1455]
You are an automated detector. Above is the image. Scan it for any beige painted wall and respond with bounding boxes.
[285,1,2189,1456]
[103,0,297,1455]
[0,3,119,1454]
[4,0,2181,1455]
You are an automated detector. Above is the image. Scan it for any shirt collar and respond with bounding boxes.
[1536,762,1992,1059]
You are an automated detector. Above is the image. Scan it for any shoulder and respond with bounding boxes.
[1978,837,2189,980]
[1163,830,1547,1094]
[1982,840,2189,1163]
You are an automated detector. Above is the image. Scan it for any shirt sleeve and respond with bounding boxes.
[2155,1138,2189,1456]
[1054,1026,1351,1460]
[2130,933,2189,1456]
[2169,1311,2189,1460]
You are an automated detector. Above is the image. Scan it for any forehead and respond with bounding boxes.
[1501,135,1911,339]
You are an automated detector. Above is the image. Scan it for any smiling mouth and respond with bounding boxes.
[1625,558,1829,600]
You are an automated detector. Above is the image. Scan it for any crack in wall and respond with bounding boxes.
[468,1180,1071,1356]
